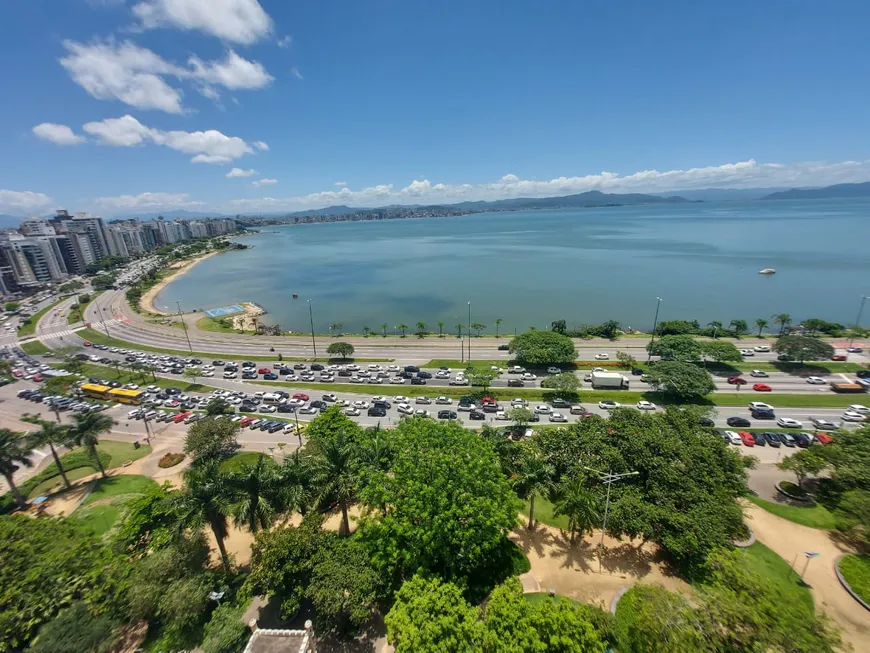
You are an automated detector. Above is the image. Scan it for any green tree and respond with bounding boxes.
[646,334,702,362]
[4,301,19,312]
[777,448,828,489]
[467,364,497,391]
[184,417,240,463]
[540,371,580,395]
[326,341,355,359]
[553,476,600,544]
[114,482,179,555]
[69,412,116,479]
[0,429,33,509]
[437,321,445,337]
[360,418,517,583]
[22,416,74,490]
[616,350,636,368]
[494,317,503,338]
[508,407,533,432]
[833,490,870,548]
[63,355,84,376]
[183,366,201,387]
[773,312,792,335]
[643,361,715,399]
[362,325,371,337]
[599,319,621,340]
[27,602,115,653]
[509,330,577,365]
[471,322,486,336]
[551,319,567,334]
[385,575,484,653]
[309,430,358,536]
[707,320,723,337]
[455,322,463,338]
[228,455,281,533]
[204,397,234,416]
[277,450,315,515]
[397,323,408,337]
[615,584,712,653]
[700,340,743,364]
[416,321,426,337]
[512,445,555,530]
[172,462,233,570]
[729,319,748,337]
[755,318,768,337]
[381,322,388,337]
[773,334,834,363]
[201,604,250,653]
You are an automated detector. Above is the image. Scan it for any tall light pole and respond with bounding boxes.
[175,301,194,354]
[467,301,472,364]
[646,297,663,362]
[456,316,464,363]
[849,295,868,347]
[584,466,639,573]
[307,300,317,359]
[100,307,112,339]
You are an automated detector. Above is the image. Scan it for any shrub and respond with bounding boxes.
[158,453,186,468]
[201,604,250,653]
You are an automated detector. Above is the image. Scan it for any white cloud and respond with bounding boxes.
[277,35,292,48]
[253,141,269,151]
[226,167,257,178]
[333,181,347,187]
[94,191,204,210]
[0,190,53,215]
[60,39,272,113]
[132,0,273,44]
[226,158,870,213]
[252,178,277,187]
[81,114,258,164]
[291,66,303,80]
[32,123,85,146]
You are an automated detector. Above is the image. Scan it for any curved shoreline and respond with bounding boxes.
[141,250,220,315]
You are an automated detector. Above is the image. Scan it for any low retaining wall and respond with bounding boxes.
[775,481,814,503]
[610,585,633,615]
[835,555,870,613]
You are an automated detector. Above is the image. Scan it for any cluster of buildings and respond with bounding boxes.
[0,210,238,295]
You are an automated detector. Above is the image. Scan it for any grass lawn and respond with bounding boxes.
[21,340,52,355]
[745,495,837,530]
[740,542,814,612]
[27,465,99,499]
[838,554,870,604]
[78,327,392,362]
[17,298,65,337]
[219,451,272,473]
[528,493,569,530]
[81,474,157,506]
[195,316,252,334]
[68,290,103,324]
[71,504,121,537]
[524,592,585,608]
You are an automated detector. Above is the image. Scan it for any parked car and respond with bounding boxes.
[738,431,756,446]
[805,376,826,385]
[437,410,458,419]
[636,400,656,410]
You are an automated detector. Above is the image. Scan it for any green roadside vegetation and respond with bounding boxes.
[838,554,870,604]
[52,362,215,393]
[78,327,393,362]
[67,290,104,324]
[219,451,269,473]
[741,542,814,612]
[17,298,65,338]
[745,495,837,530]
[21,340,52,356]
[72,475,158,537]
[195,315,254,334]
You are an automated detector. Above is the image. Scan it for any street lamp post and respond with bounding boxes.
[294,410,302,447]
[175,301,194,353]
[467,301,472,364]
[584,466,639,573]
[307,300,317,359]
[849,295,869,347]
[646,297,663,362]
[100,307,111,339]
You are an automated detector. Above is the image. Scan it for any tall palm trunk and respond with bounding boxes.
[211,521,231,570]
[3,472,26,509]
[340,498,350,537]
[527,494,536,530]
[569,519,577,544]
[90,444,107,478]
[49,444,71,489]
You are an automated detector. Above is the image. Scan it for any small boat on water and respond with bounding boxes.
[758,268,776,275]
[292,293,298,299]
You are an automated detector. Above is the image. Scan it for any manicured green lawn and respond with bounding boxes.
[81,475,157,506]
[219,451,272,473]
[527,494,569,530]
[524,592,585,608]
[740,542,814,612]
[17,298,65,337]
[195,316,251,334]
[21,340,52,355]
[745,495,837,530]
[72,504,121,537]
[838,554,870,604]
[27,466,98,499]
[93,440,152,467]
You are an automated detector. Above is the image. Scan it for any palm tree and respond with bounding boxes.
[707,320,722,338]
[755,318,768,337]
[130,361,148,382]
[773,313,792,336]
[174,462,233,570]
[397,323,408,338]
[381,323,388,338]
[552,477,599,544]
[362,326,371,338]
[0,429,32,509]
[416,321,426,338]
[228,455,281,533]
[437,321,445,338]
[22,416,73,490]
[278,450,314,516]
[729,319,748,338]
[309,431,357,536]
[495,318,503,338]
[64,356,84,376]
[512,450,554,530]
[69,412,117,478]
[455,323,463,338]
[472,322,486,337]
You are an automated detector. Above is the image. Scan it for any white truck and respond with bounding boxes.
[590,370,630,390]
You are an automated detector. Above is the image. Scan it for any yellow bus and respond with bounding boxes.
[107,388,145,405]
[81,383,111,400]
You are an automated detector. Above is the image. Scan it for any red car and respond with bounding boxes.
[292,393,309,401]
[727,376,747,385]
[738,431,756,446]
[173,411,191,423]
[815,432,833,445]
[258,367,270,375]
[832,354,847,361]
[239,417,252,427]
[752,383,772,392]
[31,374,44,383]
[82,341,93,347]
[11,369,23,378]
[481,396,497,406]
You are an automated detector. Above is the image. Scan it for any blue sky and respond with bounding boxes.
[2,0,870,216]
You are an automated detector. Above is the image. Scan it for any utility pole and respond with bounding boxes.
[307,300,317,359]
[849,295,868,347]
[100,307,112,339]
[175,301,194,353]
[467,301,472,364]
[646,297,663,362]
[584,467,639,573]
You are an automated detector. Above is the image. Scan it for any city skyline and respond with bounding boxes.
[3,1,870,215]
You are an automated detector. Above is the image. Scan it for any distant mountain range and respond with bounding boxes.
[762,182,870,201]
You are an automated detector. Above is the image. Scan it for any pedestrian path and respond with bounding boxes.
[19,319,123,346]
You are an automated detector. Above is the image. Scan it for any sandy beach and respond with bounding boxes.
[140,251,219,315]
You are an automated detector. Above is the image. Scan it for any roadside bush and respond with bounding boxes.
[158,453,185,468]
[201,604,250,653]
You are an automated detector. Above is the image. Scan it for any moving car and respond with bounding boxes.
[727,376,747,385]
[749,370,769,378]
[748,402,774,412]
[811,417,838,430]
[832,354,848,361]
[752,383,772,392]
[842,411,867,422]
[549,412,568,422]
[776,417,803,428]
[636,400,656,410]
[754,345,771,352]
[805,376,826,385]
[739,349,755,356]
[594,353,609,360]
[847,347,864,353]
[367,406,386,417]
[726,416,751,427]
[547,367,561,374]
[469,410,485,420]
[598,400,620,410]
[847,404,870,414]
[437,410,457,419]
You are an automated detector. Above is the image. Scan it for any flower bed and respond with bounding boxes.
[157,452,185,468]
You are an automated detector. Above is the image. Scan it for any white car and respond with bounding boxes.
[349,376,363,383]
[534,404,551,414]
[202,365,214,371]
[724,430,743,445]
[387,365,400,372]
[372,396,388,403]
[435,370,451,379]
[509,366,525,373]
[146,385,159,393]
[457,403,476,412]
[521,373,537,381]
[748,402,774,412]
[435,396,453,404]
[495,411,509,420]
[598,400,620,410]
[223,371,237,379]
[201,370,214,377]
[344,407,360,416]
[395,396,411,404]
[805,376,826,385]
[739,349,755,356]
[511,398,528,406]
[415,396,431,404]
[414,409,430,418]
[322,393,338,402]
[776,417,803,428]
[847,405,870,414]
[390,377,406,384]
[349,401,368,410]
[754,345,771,352]
[842,411,867,422]
[450,377,469,385]
[549,412,568,422]
[336,399,350,407]
[397,403,413,415]
[636,400,657,410]
[749,370,769,378]
[547,367,561,374]
[595,353,609,360]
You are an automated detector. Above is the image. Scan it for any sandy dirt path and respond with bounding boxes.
[743,501,870,650]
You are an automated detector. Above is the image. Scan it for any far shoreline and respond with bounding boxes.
[142,250,221,315]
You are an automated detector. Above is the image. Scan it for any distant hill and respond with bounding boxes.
[658,187,788,202]
[762,182,870,201]
[449,190,690,212]
[286,205,358,217]
[108,209,227,221]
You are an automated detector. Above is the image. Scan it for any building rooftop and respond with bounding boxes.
[244,627,312,653]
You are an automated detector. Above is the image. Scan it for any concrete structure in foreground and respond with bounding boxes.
[244,619,314,653]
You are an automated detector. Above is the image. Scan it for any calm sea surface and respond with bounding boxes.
[154,198,870,334]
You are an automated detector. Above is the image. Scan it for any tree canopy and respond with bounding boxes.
[509,330,577,365]
[646,335,702,362]
[643,361,715,399]
[700,340,743,364]
[327,342,355,359]
[184,417,240,463]
[772,335,834,362]
[541,371,580,394]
